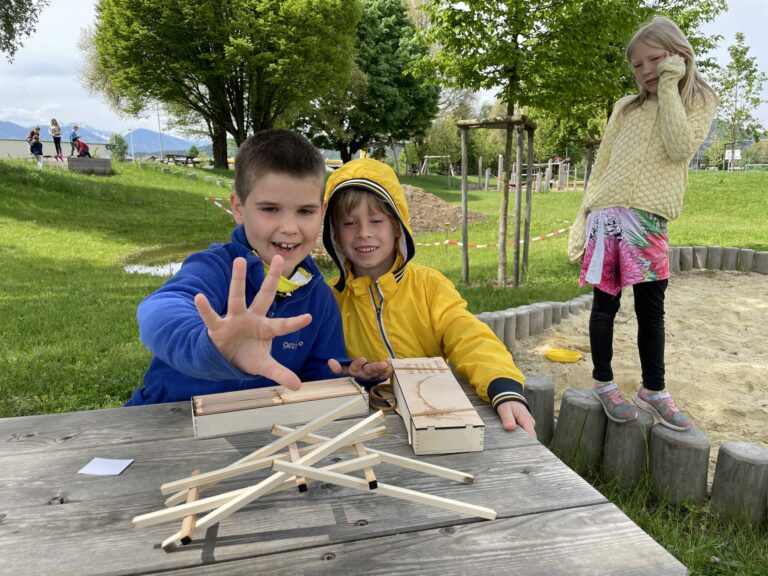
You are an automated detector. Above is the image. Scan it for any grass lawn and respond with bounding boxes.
[1,159,766,574]
[2,161,767,414]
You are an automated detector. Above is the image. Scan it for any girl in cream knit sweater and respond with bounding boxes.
[568,16,717,431]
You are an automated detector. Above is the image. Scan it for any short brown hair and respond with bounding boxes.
[234,129,325,202]
[331,187,399,231]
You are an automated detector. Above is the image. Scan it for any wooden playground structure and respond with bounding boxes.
[456,115,536,287]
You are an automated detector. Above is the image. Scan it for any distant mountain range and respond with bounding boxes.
[0,120,207,155]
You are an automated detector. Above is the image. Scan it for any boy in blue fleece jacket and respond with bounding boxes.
[126,130,387,405]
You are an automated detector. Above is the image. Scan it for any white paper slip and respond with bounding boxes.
[78,457,134,476]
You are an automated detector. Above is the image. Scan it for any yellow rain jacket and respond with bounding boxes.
[323,158,527,411]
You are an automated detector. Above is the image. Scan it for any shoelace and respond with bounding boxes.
[644,390,680,413]
[604,388,625,406]
[596,384,625,406]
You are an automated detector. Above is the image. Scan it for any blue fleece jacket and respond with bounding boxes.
[126,225,346,405]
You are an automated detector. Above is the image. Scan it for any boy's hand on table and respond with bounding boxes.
[497,401,537,439]
[194,255,311,391]
[328,357,392,382]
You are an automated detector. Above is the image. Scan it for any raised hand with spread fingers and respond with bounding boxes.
[194,255,311,391]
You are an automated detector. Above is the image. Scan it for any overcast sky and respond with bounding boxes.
[0,0,766,136]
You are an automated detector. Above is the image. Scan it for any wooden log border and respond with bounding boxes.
[472,244,768,527]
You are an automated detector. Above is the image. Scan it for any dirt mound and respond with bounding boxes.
[402,184,486,235]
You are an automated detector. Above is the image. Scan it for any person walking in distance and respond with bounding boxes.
[49,118,63,160]
[69,124,79,157]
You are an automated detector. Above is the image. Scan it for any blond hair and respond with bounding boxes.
[624,16,717,113]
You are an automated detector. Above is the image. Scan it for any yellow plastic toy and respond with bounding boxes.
[545,349,582,363]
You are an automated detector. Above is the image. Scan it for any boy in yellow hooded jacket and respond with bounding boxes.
[323,158,535,438]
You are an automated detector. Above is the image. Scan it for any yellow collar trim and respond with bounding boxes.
[255,251,313,296]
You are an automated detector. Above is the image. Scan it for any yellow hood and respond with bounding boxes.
[323,158,415,291]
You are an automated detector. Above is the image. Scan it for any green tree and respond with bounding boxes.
[710,32,767,171]
[414,0,724,284]
[423,114,461,173]
[107,133,129,162]
[742,138,768,166]
[704,131,726,169]
[187,145,199,159]
[0,0,49,61]
[87,0,360,168]
[297,0,439,163]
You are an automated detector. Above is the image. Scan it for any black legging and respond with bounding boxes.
[53,136,62,156]
[589,279,668,391]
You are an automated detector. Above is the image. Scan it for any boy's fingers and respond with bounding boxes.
[363,360,391,378]
[194,293,221,330]
[498,403,518,431]
[268,313,312,337]
[327,358,343,374]
[498,402,537,440]
[251,255,284,316]
[227,257,248,315]
[261,361,302,391]
[521,418,537,439]
[520,410,537,438]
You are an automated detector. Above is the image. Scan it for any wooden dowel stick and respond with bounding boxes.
[234,397,371,465]
[271,424,473,484]
[354,442,377,489]
[138,454,383,530]
[188,411,385,535]
[272,460,496,520]
[195,378,358,411]
[178,470,201,546]
[288,443,307,493]
[157,455,381,549]
[194,396,282,415]
[165,396,368,505]
[162,426,387,502]
[161,449,303,496]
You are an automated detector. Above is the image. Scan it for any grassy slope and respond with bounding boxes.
[0,161,232,414]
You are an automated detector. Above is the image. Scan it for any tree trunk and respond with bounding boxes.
[339,145,353,164]
[390,137,400,176]
[498,96,514,286]
[211,125,228,169]
[403,144,412,174]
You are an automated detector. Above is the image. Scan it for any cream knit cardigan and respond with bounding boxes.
[568,55,718,261]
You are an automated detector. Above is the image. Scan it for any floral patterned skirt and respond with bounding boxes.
[579,207,669,296]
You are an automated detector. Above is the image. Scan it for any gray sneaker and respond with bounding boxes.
[633,388,692,431]
[593,383,638,423]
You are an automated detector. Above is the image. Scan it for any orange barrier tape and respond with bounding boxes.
[415,227,571,249]
[204,196,233,217]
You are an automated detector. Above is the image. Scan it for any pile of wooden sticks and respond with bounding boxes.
[132,397,496,550]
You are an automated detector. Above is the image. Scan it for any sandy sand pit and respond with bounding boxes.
[515,270,768,482]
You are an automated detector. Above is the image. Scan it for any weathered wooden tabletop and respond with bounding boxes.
[0,400,687,575]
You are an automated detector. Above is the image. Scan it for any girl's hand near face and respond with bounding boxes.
[657,53,687,80]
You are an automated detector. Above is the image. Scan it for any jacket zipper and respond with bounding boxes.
[368,283,396,358]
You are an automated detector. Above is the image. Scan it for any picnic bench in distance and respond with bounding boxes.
[67,157,113,175]
[164,154,199,167]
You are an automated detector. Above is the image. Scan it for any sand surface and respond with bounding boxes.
[515,270,768,480]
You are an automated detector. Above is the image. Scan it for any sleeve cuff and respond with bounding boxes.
[488,377,530,412]
[657,54,686,79]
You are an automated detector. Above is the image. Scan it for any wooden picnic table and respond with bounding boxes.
[164,154,198,167]
[0,396,688,575]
